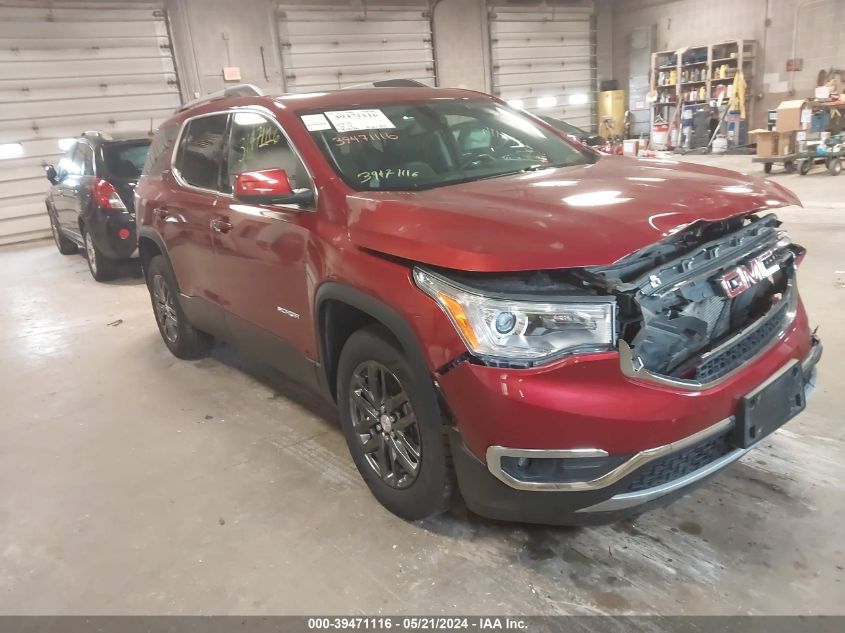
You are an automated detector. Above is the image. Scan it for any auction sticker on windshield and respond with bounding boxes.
[325,109,395,132]
[301,113,332,131]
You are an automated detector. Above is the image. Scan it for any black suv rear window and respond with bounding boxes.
[103,141,150,179]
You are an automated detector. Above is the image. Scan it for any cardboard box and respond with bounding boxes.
[750,129,778,157]
[775,99,811,133]
[815,85,832,100]
[750,129,796,158]
[779,130,797,155]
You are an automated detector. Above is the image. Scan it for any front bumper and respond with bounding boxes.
[441,312,821,525]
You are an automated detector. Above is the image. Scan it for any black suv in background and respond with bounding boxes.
[45,131,151,281]
[537,115,609,151]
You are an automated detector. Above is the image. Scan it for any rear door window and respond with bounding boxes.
[175,114,229,191]
[56,142,78,180]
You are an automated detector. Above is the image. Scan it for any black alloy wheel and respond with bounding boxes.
[145,255,212,359]
[151,272,179,345]
[336,325,453,520]
[349,360,422,489]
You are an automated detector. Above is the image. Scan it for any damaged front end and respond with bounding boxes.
[583,212,803,388]
[420,211,804,386]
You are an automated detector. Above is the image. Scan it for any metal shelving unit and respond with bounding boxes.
[649,40,756,150]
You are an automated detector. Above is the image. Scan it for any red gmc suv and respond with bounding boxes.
[136,85,821,525]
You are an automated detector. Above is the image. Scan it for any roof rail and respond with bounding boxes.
[343,79,428,89]
[176,84,264,113]
[81,130,112,140]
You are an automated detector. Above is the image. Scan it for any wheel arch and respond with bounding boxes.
[137,228,171,284]
[315,282,434,403]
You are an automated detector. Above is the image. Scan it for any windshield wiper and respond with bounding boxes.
[522,162,571,172]
[375,163,573,192]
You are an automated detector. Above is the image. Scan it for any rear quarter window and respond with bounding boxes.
[173,114,229,190]
[143,123,179,177]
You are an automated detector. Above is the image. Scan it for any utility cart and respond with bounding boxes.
[797,133,844,176]
[753,154,800,174]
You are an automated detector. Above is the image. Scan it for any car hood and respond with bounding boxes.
[346,157,801,272]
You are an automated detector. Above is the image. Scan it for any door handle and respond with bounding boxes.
[210,218,233,234]
[153,205,170,219]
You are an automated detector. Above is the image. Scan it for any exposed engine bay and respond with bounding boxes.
[583,213,802,381]
[439,212,803,381]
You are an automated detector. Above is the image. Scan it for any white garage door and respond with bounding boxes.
[0,1,181,246]
[276,1,435,93]
[489,2,595,131]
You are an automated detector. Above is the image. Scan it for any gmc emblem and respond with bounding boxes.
[716,251,780,298]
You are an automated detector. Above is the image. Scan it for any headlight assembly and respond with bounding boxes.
[413,268,616,366]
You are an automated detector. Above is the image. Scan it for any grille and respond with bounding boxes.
[694,295,791,383]
[622,432,732,493]
[680,295,730,339]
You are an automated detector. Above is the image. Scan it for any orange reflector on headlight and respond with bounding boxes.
[436,291,479,350]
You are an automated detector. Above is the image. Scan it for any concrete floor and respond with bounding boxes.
[1,155,843,616]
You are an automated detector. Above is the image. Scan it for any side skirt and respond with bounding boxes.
[178,293,328,398]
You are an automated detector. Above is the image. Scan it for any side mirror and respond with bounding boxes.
[234,168,314,207]
[45,164,58,184]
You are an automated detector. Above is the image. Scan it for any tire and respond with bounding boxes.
[763,162,773,174]
[145,255,213,359]
[83,227,118,282]
[784,160,795,173]
[337,325,454,521]
[49,212,77,255]
[828,158,842,176]
[799,159,812,175]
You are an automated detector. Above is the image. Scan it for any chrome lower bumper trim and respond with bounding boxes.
[486,416,734,492]
[486,336,822,496]
[802,334,822,376]
[578,342,822,513]
[576,448,748,513]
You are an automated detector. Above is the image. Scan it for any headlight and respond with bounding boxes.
[413,268,616,365]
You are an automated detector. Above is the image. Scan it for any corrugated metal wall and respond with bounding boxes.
[489,2,596,131]
[0,0,180,245]
[276,1,435,93]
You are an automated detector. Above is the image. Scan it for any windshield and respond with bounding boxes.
[103,141,150,179]
[538,115,586,138]
[300,100,594,191]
